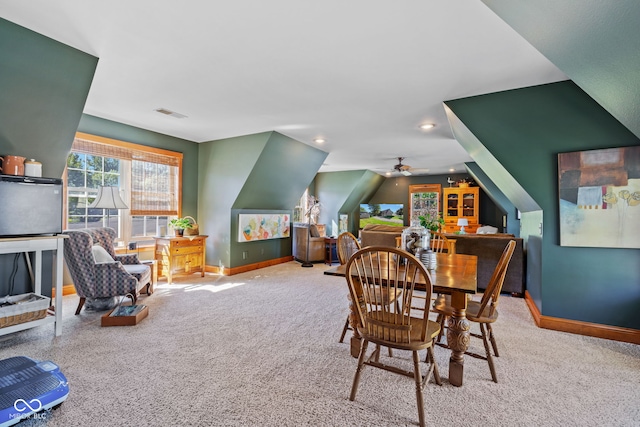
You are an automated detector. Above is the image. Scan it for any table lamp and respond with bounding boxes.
[89,186,128,228]
[457,218,468,234]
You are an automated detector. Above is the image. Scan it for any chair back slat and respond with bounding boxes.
[477,240,516,316]
[346,246,433,345]
[338,232,361,265]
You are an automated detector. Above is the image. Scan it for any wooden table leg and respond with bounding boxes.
[447,291,471,387]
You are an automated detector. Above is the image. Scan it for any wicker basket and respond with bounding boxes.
[0,293,50,328]
[184,216,199,236]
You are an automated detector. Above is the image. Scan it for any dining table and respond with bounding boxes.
[324,252,478,387]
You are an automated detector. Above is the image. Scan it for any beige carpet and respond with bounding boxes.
[1,261,639,427]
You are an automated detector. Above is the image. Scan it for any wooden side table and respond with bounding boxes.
[154,235,208,283]
[324,237,338,265]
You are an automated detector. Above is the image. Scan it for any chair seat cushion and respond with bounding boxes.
[432,294,499,323]
[92,245,114,263]
[123,264,151,287]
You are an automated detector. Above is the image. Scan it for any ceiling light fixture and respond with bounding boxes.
[420,123,435,130]
[314,138,325,144]
[154,108,188,119]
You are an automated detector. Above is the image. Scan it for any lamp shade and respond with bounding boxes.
[89,186,128,210]
[457,218,469,226]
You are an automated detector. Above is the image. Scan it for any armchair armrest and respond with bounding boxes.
[115,253,142,264]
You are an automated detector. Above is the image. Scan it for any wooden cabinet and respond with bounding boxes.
[154,235,207,283]
[443,187,479,233]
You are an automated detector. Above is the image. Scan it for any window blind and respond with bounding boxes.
[72,136,182,216]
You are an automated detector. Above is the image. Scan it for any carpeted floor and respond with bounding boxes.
[1,261,639,426]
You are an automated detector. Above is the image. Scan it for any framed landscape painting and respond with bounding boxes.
[558,146,640,248]
[238,213,290,242]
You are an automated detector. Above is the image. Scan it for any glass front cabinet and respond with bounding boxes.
[443,187,479,233]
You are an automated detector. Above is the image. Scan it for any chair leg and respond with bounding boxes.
[339,316,351,343]
[350,340,369,401]
[412,351,426,427]
[75,297,86,315]
[480,323,498,383]
[427,346,442,386]
[487,323,499,357]
[435,314,446,343]
[128,293,137,305]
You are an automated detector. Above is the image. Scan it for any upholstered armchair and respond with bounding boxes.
[293,223,326,263]
[63,227,151,315]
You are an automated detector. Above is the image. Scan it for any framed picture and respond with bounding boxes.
[339,214,348,234]
[238,213,290,242]
[558,146,639,248]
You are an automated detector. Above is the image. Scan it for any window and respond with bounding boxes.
[65,132,183,245]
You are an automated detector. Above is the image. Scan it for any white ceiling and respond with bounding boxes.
[0,0,566,176]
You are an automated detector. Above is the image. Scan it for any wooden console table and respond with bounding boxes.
[0,235,66,337]
[153,235,207,283]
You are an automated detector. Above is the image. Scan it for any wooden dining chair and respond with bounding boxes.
[431,240,516,383]
[337,232,361,343]
[346,246,441,427]
[337,232,361,264]
[430,231,454,253]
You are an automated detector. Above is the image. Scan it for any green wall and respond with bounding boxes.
[315,170,384,236]
[466,162,519,235]
[446,81,640,329]
[370,173,502,229]
[198,131,327,269]
[0,18,98,297]
[0,17,97,178]
[313,170,505,237]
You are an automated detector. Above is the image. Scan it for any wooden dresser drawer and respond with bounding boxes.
[172,238,204,248]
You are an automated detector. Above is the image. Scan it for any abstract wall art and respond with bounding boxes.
[558,146,640,248]
[238,213,290,242]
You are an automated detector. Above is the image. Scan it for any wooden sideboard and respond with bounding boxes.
[153,235,207,283]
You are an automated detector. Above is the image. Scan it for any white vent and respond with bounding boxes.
[154,108,187,119]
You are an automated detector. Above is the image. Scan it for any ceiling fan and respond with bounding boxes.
[393,157,412,176]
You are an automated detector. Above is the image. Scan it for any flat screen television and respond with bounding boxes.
[360,203,404,228]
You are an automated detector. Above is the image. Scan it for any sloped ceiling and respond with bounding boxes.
[482,0,640,138]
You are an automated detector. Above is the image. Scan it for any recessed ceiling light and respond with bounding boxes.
[314,138,325,144]
[449,168,455,172]
[420,123,435,130]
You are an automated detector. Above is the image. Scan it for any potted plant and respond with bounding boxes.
[418,212,445,233]
[169,217,193,236]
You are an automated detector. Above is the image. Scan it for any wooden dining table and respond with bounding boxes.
[324,252,478,387]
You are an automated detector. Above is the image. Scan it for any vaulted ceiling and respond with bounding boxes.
[1,1,636,176]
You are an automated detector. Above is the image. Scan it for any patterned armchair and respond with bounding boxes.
[63,227,151,315]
